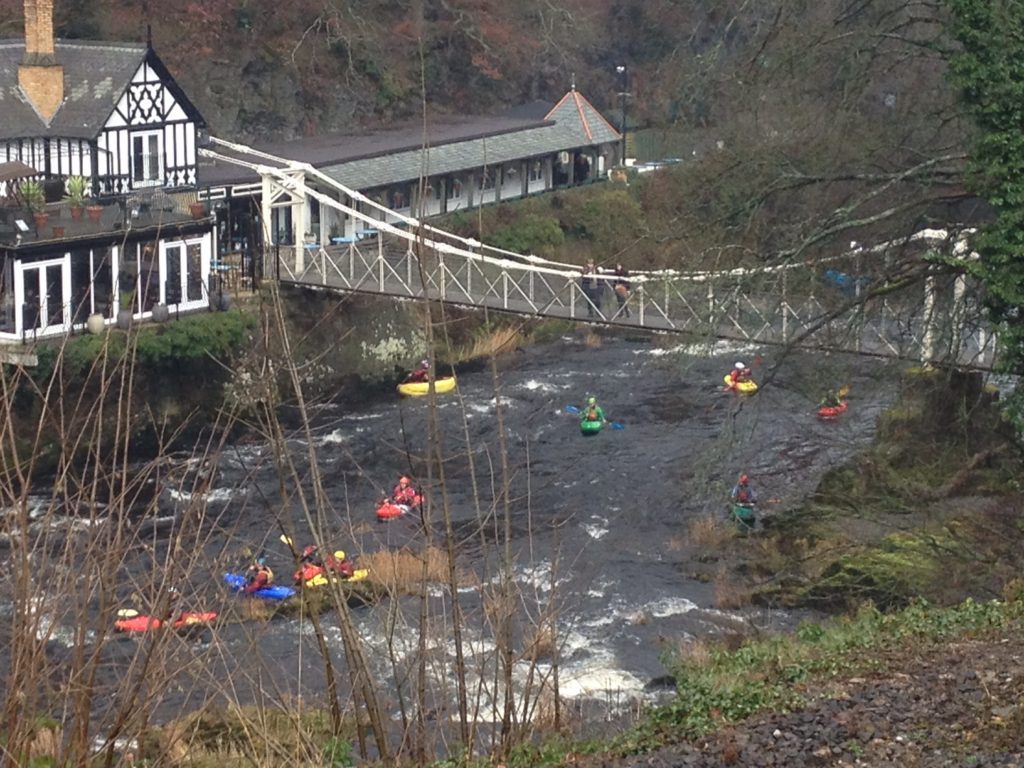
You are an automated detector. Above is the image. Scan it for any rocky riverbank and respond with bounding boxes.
[585,622,1024,767]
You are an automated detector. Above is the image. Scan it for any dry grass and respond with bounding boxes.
[583,330,602,348]
[466,325,524,359]
[522,622,557,662]
[28,725,61,760]
[672,638,711,666]
[687,515,732,548]
[358,546,459,592]
[712,571,753,610]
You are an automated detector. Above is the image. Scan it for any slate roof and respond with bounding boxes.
[199,89,621,192]
[0,39,147,139]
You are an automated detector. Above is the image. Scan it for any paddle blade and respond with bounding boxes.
[565,405,581,415]
[838,384,850,398]
[610,421,625,430]
[116,609,139,618]
[279,534,293,546]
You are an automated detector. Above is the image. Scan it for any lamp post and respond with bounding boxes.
[616,64,629,166]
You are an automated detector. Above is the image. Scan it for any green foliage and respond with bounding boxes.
[322,736,355,767]
[32,312,253,382]
[555,187,644,248]
[20,179,46,213]
[134,311,255,369]
[623,597,1024,753]
[947,0,1024,432]
[62,176,88,207]
[488,214,565,254]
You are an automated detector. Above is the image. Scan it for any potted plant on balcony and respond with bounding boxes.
[86,198,104,223]
[64,176,89,219]
[21,179,47,229]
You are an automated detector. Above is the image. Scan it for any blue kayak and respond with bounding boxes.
[223,573,296,600]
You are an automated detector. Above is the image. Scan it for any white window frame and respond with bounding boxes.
[14,256,71,337]
[131,130,164,187]
[160,236,210,311]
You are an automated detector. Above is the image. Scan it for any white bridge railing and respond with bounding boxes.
[199,141,995,369]
[273,231,994,369]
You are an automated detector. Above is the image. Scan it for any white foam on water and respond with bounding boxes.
[168,487,238,504]
[558,656,646,700]
[582,515,609,540]
[635,339,762,358]
[319,429,349,445]
[206,487,237,503]
[642,596,698,619]
[340,411,386,422]
[521,379,567,393]
[581,613,617,629]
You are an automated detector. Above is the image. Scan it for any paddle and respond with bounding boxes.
[565,404,624,429]
[116,609,139,618]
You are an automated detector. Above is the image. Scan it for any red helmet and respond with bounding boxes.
[302,545,318,557]
[739,474,749,484]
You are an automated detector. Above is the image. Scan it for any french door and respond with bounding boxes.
[160,240,206,310]
[16,257,70,337]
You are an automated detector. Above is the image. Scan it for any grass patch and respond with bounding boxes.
[686,516,731,549]
[140,704,356,766]
[617,596,1024,754]
[358,546,456,593]
[461,324,524,360]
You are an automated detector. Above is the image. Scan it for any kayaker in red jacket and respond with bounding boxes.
[293,545,327,584]
[392,476,420,507]
[244,557,274,594]
[326,550,355,579]
[730,474,757,506]
[405,359,430,383]
[729,361,751,384]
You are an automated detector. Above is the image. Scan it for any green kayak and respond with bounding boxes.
[580,418,604,435]
[729,503,756,532]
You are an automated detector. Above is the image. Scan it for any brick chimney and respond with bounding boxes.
[18,0,64,123]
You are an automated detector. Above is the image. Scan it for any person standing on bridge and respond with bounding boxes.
[580,260,603,319]
[612,263,631,318]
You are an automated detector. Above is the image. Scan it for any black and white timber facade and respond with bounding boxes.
[0,15,215,342]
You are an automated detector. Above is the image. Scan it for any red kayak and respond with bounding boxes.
[376,500,411,520]
[114,611,217,633]
[817,401,849,419]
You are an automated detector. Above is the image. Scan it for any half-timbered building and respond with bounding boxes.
[0,0,215,341]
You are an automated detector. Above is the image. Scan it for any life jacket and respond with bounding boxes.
[247,564,273,584]
[295,563,325,584]
[736,486,752,503]
[585,406,599,421]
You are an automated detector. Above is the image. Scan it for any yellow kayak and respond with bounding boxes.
[723,375,758,394]
[304,568,370,588]
[397,375,457,397]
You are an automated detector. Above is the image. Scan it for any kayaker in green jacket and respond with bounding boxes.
[581,396,605,423]
[820,389,843,408]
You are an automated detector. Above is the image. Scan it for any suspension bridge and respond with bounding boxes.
[202,138,996,370]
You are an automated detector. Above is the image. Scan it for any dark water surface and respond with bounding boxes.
[3,332,900,742]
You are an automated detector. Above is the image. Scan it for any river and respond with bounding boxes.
[2,329,900,753]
